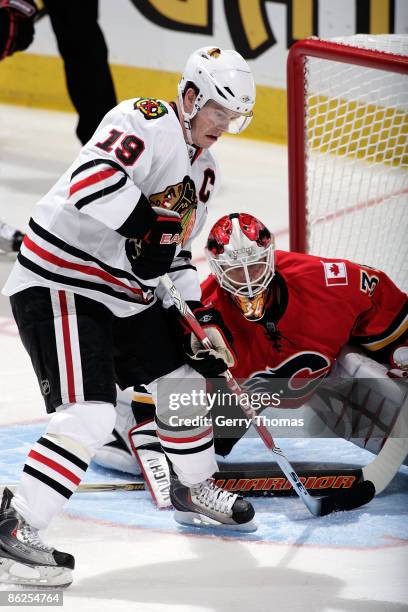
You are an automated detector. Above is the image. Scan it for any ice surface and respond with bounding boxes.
[0,105,407,611]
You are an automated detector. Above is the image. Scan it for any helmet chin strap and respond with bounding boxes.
[177,96,196,146]
[183,117,194,146]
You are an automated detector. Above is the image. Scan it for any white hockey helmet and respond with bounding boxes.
[205,213,275,321]
[178,46,255,141]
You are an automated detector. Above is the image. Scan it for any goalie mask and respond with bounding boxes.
[205,213,275,321]
[178,46,255,144]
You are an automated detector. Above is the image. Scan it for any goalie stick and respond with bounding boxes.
[5,436,406,497]
[159,274,376,516]
[1,463,367,496]
[81,448,404,498]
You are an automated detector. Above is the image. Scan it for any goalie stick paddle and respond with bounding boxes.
[215,462,363,497]
[159,274,375,516]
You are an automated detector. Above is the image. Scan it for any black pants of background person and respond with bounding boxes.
[43,0,117,145]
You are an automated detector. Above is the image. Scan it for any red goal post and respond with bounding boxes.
[287,36,408,292]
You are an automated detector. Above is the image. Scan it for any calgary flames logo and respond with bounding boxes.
[149,176,197,245]
[134,98,168,120]
[243,352,331,407]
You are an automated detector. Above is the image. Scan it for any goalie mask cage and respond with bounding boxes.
[287,35,408,292]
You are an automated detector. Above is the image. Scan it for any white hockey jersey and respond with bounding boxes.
[3,98,219,316]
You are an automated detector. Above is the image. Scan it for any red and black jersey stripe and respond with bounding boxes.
[156,417,214,456]
[18,253,152,304]
[18,218,155,305]
[23,436,88,500]
[69,158,129,210]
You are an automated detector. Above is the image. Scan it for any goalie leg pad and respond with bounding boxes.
[311,345,408,460]
[92,388,141,475]
[91,429,141,476]
[129,420,171,508]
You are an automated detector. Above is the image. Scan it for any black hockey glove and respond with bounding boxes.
[125,207,182,280]
[12,229,24,252]
[183,302,235,377]
[0,0,37,60]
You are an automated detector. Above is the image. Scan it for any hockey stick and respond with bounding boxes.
[160,274,375,516]
[2,463,365,496]
[4,481,145,494]
[73,448,402,498]
[5,435,405,498]
[362,435,408,494]
[103,464,363,498]
[66,481,144,492]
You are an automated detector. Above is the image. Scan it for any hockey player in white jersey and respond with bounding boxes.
[0,47,256,587]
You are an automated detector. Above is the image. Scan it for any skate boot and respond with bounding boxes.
[0,488,74,588]
[170,468,257,532]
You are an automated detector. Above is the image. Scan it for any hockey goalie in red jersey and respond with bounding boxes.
[94,212,408,507]
[202,212,407,401]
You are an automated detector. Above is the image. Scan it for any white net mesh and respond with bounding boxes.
[304,35,408,292]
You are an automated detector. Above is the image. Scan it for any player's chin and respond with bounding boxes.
[204,134,219,147]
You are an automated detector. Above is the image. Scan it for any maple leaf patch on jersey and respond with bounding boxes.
[322,261,348,286]
[149,176,197,245]
[134,98,168,120]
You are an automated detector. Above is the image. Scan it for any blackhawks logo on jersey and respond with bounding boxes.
[149,176,197,246]
[134,98,168,120]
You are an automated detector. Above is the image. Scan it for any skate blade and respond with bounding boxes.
[174,510,258,533]
[0,557,73,588]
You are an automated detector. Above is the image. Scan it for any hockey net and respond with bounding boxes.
[287,35,408,292]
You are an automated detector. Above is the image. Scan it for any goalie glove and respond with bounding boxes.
[125,206,182,280]
[388,342,408,379]
[0,0,37,60]
[183,303,235,377]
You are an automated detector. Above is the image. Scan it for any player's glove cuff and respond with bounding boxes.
[0,0,37,17]
[187,302,233,342]
[0,0,37,59]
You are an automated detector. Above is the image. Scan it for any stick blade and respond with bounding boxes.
[319,480,376,516]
